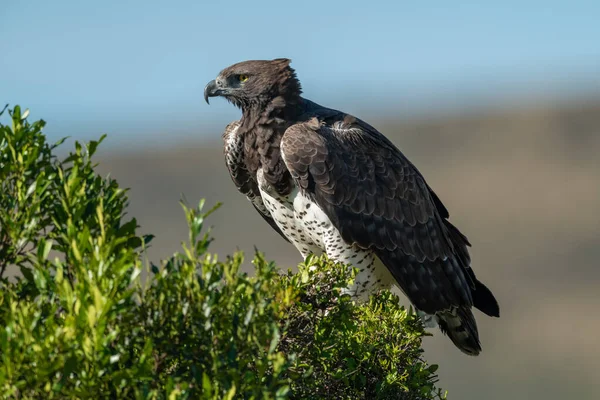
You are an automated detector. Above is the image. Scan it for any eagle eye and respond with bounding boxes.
[238,74,249,83]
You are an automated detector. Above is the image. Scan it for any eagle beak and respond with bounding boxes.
[204,80,218,104]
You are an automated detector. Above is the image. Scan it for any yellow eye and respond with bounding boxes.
[239,74,249,82]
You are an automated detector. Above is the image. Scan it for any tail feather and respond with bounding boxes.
[443,219,500,319]
[473,279,500,317]
[436,307,481,356]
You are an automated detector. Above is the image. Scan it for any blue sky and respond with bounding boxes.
[1,0,599,145]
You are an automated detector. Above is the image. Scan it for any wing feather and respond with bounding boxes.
[281,115,474,313]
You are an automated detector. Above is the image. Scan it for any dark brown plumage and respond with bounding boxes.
[204,58,499,355]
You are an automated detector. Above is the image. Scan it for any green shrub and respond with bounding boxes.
[0,105,445,399]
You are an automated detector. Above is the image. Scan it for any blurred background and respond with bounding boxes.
[2,1,599,398]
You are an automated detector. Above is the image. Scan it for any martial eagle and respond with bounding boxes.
[204,58,499,355]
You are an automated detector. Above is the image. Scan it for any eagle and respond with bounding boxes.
[204,58,499,355]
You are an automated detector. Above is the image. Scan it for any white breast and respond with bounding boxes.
[256,168,323,258]
[256,167,395,299]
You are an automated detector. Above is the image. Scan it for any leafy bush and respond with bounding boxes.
[0,105,445,399]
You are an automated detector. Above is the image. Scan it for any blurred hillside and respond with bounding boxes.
[94,97,600,400]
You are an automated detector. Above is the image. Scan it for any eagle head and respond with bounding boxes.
[204,58,302,109]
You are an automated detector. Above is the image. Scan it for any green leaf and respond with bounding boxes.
[19,265,34,283]
[151,263,159,274]
[143,234,155,245]
[42,239,53,260]
[202,372,212,394]
[119,218,138,236]
[224,386,237,400]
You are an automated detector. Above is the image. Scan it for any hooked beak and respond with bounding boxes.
[204,79,223,104]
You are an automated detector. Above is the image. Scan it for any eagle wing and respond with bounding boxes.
[222,121,289,242]
[281,114,497,316]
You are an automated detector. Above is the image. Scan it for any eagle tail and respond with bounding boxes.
[436,307,482,356]
[473,278,500,317]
